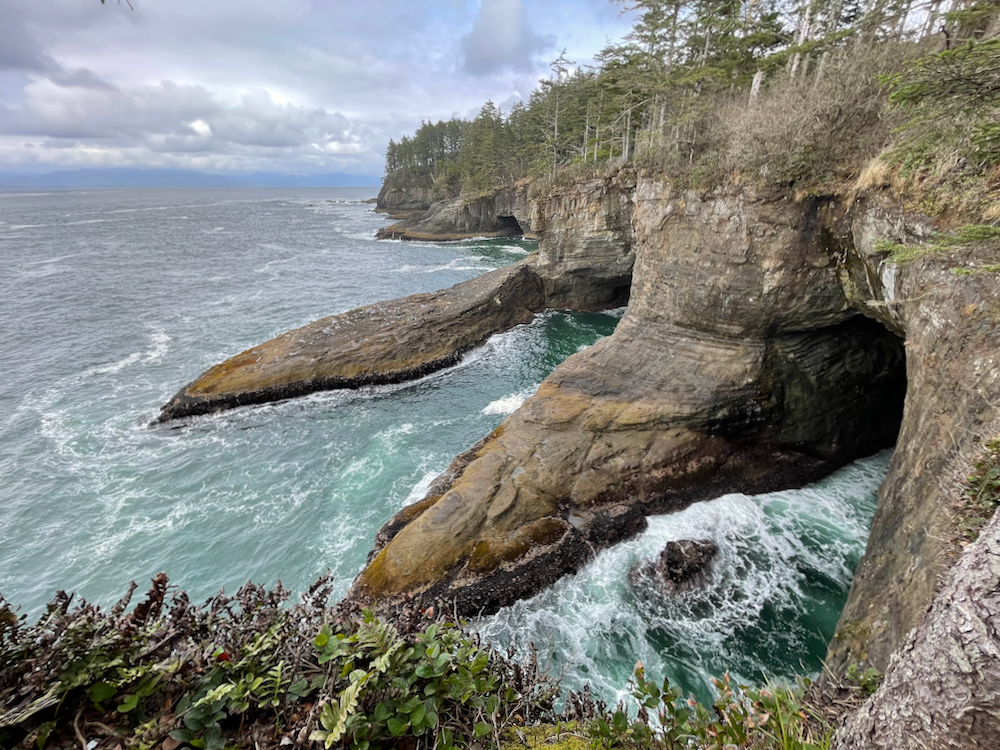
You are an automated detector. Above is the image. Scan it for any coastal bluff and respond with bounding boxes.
[156,174,634,423]
[158,173,1000,748]
[349,182,909,618]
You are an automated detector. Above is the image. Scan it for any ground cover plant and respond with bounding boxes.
[0,575,558,750]
[1,572,883,750]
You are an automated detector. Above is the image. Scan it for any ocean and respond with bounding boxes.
[0,186,889,704]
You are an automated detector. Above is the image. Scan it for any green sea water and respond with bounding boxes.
[0,186,888,703]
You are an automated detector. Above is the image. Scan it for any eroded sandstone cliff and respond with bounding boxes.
[348,180,908,615]
[157,175,638,422]
[158,170,1000,749]
[376,184,534,241]
[825,196,1000,681]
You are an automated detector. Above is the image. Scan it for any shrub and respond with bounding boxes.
[0,576,558,749]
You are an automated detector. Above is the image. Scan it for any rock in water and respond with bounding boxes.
[348,183,907,617]
[155,260,545,422]
[628,539,719,597]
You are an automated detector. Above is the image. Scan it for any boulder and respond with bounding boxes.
[628,539,719,596]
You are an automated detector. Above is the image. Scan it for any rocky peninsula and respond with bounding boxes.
[158,171,1000,748]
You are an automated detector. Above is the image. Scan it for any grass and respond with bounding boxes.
[955,438,1000,545]
[874,224,1000,264]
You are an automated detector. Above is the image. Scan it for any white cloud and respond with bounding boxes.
[0,0,633,176]
[460,0,551,76]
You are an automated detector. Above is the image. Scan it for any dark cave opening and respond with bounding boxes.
[495,214,524,237]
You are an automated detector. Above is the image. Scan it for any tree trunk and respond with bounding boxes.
[834,509,1000,750]
[749,70,765,104]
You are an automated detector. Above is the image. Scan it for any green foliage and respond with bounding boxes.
[957,438,1000,543]
[874,225,1000,264]
[877,11,1000,216]
[0,576,559,749]
[845,663,883,696]
[581,663,832,750]
[384,0,987,196]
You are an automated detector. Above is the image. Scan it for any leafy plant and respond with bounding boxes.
[957,438,1000,543]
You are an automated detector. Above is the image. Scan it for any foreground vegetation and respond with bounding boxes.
[0,573,882,750]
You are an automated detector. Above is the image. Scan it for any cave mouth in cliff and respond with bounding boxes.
[495,214,524,237]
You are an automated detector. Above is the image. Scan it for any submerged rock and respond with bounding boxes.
[628,539,719,597]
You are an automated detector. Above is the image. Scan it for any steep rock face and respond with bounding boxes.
[530,172,636,309]
[834,493,1000,750]
[376,183,435,212]
[825,198,1000,677]
[157,180,632,422]
[376,184,534,241]
[156,261,545,422]
[348,181,906,615]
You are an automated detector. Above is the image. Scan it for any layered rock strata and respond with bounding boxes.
[825,200,1000,676]
[347,181,907,615]
[158,175,637,422]
[156,261,544,422]
[376,184,534,242]
[530,171,636,309]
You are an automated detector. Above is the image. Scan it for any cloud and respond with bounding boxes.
[0,1,631,175]
[0,77,379,173]
[460,0,551,76]
[0,6,58,74]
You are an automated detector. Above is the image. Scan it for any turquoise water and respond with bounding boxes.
[0,187,887,703]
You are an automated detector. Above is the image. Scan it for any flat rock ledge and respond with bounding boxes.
[155,260,544,423]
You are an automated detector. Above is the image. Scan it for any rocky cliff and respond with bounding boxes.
[355,180,1000,737]
[530,171,636,309]
[348,180,908,615]
[157,176,637,422]
[376,183,535,241]
[826,201,1000,749]
[158,168,1000,747]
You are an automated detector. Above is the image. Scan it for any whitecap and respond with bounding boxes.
[475,451,891,704]
[392,256,493,274]
[482,389,534,415]
[401,469,441,508]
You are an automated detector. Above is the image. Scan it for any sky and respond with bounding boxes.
[0,0,634,178]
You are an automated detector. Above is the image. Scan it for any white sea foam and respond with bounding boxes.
[474,451,890,704]
[401,470,441,508]
[23,252,87,266]
[393,256,493,274]
[482,389,534,415]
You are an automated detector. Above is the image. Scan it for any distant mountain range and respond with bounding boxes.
[0,168,381,189]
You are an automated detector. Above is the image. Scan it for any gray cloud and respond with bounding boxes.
[461,0,551,76]
[0,1,628,175]
[0,7,57,74]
